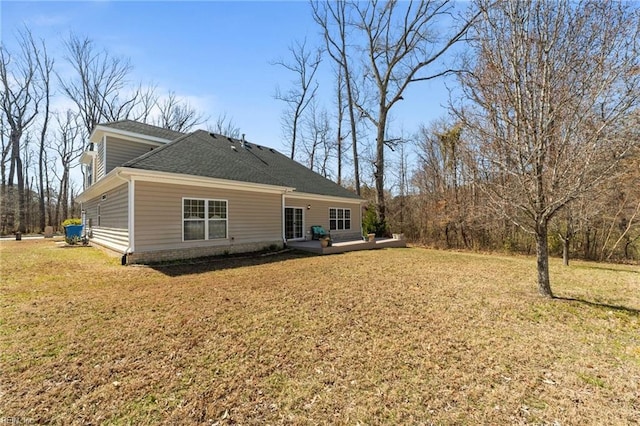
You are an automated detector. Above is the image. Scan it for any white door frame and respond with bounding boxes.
[284,206,305,241]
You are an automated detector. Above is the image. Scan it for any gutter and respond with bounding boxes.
[281,190,287,247]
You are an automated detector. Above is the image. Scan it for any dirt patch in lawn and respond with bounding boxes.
[1,240,639,424]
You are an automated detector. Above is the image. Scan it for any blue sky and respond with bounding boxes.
[1,1,455,165]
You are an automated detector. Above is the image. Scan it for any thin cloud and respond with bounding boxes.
[27,14,72,28]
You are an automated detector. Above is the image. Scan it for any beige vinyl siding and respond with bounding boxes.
[83,183,129,229]
[105,136,159,175]
[84,197,99,226]
[96,140,105,181]
[285,197,363,241]
[134,181,282,252]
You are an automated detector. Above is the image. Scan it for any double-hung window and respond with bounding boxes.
[183,198,227,241]
[329,207,351,231]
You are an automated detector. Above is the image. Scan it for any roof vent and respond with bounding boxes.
[241,134,246,148]
[209,133,217,138]
[231,145,237,151]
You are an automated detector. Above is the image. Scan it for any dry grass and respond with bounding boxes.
[1,239,638,425]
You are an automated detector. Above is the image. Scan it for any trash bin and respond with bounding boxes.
[15,231,21,241]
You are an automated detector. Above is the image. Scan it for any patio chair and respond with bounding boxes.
[310,225,330,240]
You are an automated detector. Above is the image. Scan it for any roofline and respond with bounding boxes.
[89,125,176,145]
[285,191,365,204]
[125,168,296,193]
[76,167,296,203]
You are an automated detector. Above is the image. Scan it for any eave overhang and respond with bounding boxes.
[89,126,174,146]
[75,167,296,204]
[285,191,366,204]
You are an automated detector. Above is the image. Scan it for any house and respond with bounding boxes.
[76,120,364,264]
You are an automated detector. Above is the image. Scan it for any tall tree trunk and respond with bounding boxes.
[36,36,52,232]
[374,108,387,229]
[37,109,51,231]
[535,221,553,298]
[562,235,570,266]
[44,152,54,229]
[38,154,46,230]
[336,70,344,186]
[345,73,360,196]
[11,131,26,233]
[584,228,591,260]
[290,114,299,160]
[60,167,69,221]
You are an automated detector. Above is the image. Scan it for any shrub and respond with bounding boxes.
[62,218,82,227]
[362,204,388,237]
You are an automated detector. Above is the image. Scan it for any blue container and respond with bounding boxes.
[64,224,84,239]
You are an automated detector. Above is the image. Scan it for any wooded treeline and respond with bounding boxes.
[0,31,240,235]
[2,1,639,294]
[273,0,639,296]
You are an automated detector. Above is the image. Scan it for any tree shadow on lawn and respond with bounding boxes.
[574,264,639,274]
[148,249,316,277]
[554,296,640,316]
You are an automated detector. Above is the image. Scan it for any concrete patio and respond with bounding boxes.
[287,237,407,255]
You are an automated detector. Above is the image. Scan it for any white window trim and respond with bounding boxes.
[329,207,351,231]
[182,197,229,242]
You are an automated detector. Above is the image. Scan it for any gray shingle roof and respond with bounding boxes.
[99,120,185,141]
[122,130,361,200]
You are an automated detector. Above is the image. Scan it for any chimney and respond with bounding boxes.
[241,133,246,148]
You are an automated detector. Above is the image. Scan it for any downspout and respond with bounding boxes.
[282,190,287,248]
[115,170,134,264]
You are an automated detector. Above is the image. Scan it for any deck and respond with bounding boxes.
[287,237,406,255]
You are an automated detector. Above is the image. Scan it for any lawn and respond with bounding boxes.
[1,239,638,424]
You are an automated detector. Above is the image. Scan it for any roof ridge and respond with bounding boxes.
[122,130,197,167]
[94,119,130,129]
[220,136,292,187]
[117,127,360,199]
[99,120,186,136]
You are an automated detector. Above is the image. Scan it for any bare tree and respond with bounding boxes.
[312,1,479,229]
[351,0,478,233]
[154,91,207,132]
[135,84,159,125]
[51,110,83,222]
[29,34,54,231]
[388,137,412,235]
[22,133,35,231]
[0,29,46,233]
[335,67,347,185]
[312,0,362,194]
[59,34,143,136]
[208,113,241,139]
[414,119,480,248]
[0,116,10,187]
[457,0,640,297]
[273,39,322,160]
[301,101,334,176]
